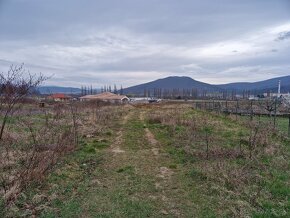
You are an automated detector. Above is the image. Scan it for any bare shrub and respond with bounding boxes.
[0,104,80,203]
[0,64,45,140]
[242,120,274,159]
[0,65,83,205]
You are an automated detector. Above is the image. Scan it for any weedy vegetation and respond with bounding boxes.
[147,103,289,217]
[0,67,289,217]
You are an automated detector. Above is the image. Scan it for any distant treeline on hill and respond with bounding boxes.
[123,75,290,98]
[129,88,276,100]
[38,75,290,97]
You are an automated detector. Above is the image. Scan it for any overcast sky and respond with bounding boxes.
[0,0,290,88]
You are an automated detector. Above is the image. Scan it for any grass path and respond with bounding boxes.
[79,107,196,217]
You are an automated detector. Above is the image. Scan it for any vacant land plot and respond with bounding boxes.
[1,103,289,217]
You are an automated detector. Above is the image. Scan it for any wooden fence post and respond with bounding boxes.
[274,98,277,129]
[225,100,228,116]
[288,114,290,137]
[235,100,238,121]
[250,100,253,121]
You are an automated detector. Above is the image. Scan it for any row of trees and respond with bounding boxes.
[81,84,124,96]
[81,85,276,99]
[142,88,274,100]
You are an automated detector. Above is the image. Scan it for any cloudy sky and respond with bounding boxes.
[0,0,290,88]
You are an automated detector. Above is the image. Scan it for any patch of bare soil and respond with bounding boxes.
[110,130,125,154]
[109,108,133,154]
[155,165,180,217]
[145,128,158,146]
[157,166,173,179]
[151,147,159,156]
[111,145,125,154]
[140,111,160,156]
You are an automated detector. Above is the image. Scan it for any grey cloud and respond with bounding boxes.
[0,0,290,87]
[276,31,290,41]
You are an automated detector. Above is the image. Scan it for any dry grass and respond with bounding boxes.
[0,102,127,204]
[146,103,290,217]
[2,102,289,217]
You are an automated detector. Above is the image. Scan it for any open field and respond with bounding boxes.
[1,102,290,217]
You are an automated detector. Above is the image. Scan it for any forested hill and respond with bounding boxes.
[123,76,220,95]
[123,75,290,95]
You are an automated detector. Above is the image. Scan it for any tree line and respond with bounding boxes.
[142,88,274,100]
[80,84,123,96]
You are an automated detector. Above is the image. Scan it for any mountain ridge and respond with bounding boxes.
[217,75,290,91]
[38,75,290,95]
[123,76,221,95]
[123,75,290,95]
[38,86,81,94]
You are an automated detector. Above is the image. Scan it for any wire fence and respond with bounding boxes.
[193,99,290,137]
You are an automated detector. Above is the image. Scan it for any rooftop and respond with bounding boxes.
[80,92,128,100]
[49,93,71,99]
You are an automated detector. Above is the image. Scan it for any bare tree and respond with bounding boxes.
[0,64,46,141]
[202,125,213,159]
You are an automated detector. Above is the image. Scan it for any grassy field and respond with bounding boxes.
[2,103,290,217]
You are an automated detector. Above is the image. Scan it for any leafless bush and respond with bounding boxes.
[242,120,274,159]
[0,65,83,205]
[0,103,80,203]
[73,104,127,139]
[0,64,46,140]
[148,114,163,124]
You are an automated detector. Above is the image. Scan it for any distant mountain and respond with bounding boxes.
[217,75,290,93]
[123,75,290,95]
[38,75,290,96]
[38,86,81,94]
[123,76,220,95]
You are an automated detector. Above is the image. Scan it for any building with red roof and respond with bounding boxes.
[48,93,71,102]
